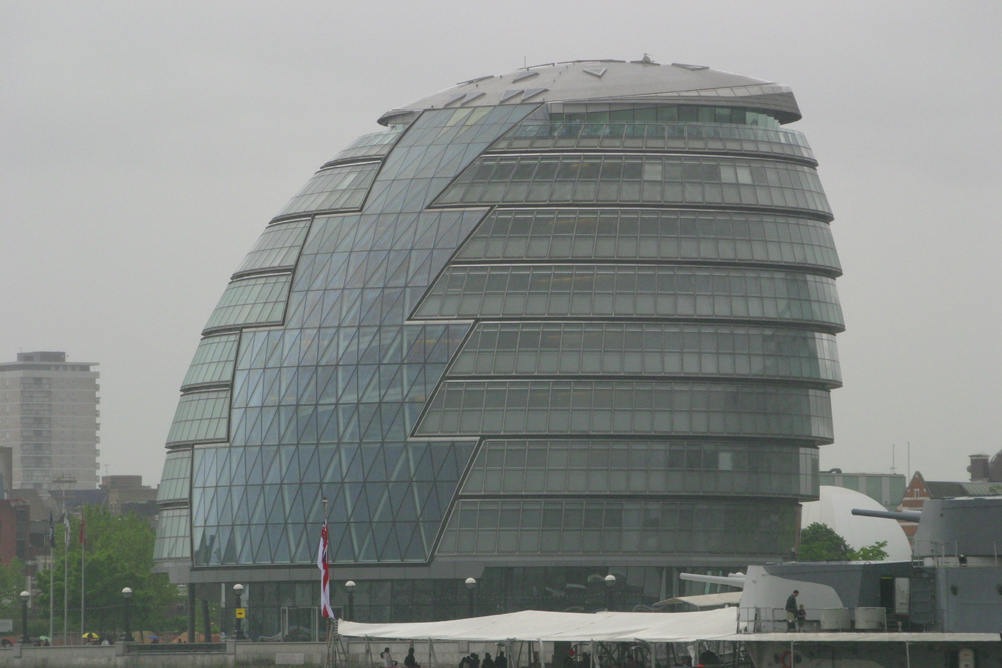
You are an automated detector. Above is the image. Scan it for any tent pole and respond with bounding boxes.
[429,638,435,668]
[538,638,544,668]
[593,641,600,668]
[648,641,654,668]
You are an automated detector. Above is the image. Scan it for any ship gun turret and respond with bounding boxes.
[854,497,1002,559]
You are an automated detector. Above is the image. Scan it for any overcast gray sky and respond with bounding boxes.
[2,1,1000,489]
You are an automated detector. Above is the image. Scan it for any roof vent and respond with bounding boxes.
[499,89,524,103]
[672,62,709,71]
[459,74,494,85]
[460,91,486,106]
[522,88,548,101]
[512,71,540,83]
[583,67,607,78]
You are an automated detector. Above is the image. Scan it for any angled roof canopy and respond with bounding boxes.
[379,59,801,126]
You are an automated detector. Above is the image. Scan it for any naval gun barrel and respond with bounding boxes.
[851,508,921,522]
[679,572,746,589]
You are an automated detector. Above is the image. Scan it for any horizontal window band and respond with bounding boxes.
[486,147,817,168]
[431,201,834,224]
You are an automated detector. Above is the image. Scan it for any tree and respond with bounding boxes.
[34,506,183,640]
[799,522,852,561]
[799,522,889,561]
[852,540,889,561]
[0,558,26,622]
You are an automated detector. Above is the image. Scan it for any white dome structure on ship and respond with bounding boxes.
[801,486,911,561]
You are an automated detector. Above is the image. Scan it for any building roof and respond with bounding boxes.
[926,480,1002,498]
[379,58,801,126]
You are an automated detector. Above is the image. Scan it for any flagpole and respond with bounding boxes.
[63,520,68,640]
[48,513,53,644]
[80,513,85,642]
[321,495,330,668]
[63,515,68,646]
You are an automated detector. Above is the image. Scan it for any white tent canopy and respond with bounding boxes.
[338,608,737,644]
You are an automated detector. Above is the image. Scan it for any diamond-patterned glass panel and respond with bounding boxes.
[189,104,538,566]
[191,440,477,565]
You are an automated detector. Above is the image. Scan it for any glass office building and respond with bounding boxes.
[154,59,842,634]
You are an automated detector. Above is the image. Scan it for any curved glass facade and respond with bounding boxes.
[454,209,840,271]
[488,122,815,161]
[155,61,843,629]
[450,323,841,385]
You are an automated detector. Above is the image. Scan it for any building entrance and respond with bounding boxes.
[281,606,319,642]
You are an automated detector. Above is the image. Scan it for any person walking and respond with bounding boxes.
[785,590,799,631]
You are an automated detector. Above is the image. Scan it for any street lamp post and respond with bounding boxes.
[122,587,132,642]
[465,578,477,618]
[201,598,211,643]
[19,591,29,645]
[233,584,244,640]
[604,574,616,612]
[345,581,355,622]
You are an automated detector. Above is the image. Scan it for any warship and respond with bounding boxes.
[685,496,1002,667]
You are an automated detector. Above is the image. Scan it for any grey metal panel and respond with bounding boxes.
[939,567,1002,633]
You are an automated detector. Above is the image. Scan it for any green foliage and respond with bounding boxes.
[34,506,183,638]
[853,540,889,561]
[0,558,26,616]
[799,522,852,561]
[799,522,890,561]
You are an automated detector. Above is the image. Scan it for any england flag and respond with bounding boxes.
[317,519,334,618]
